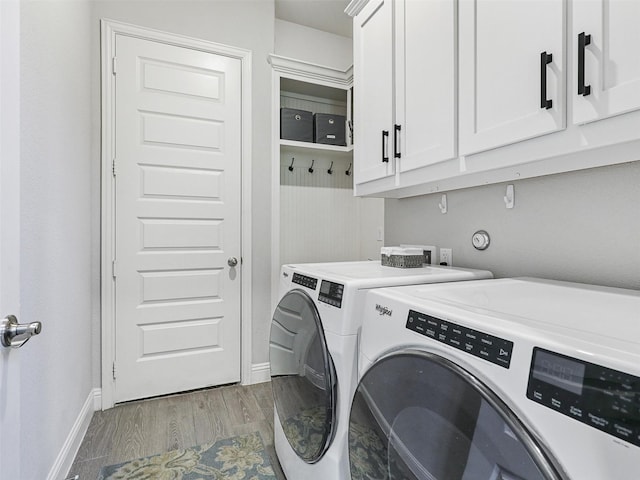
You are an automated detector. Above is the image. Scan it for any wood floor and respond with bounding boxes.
[69,382,286,479]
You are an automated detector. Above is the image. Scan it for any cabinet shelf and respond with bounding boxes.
[279,139,353,154]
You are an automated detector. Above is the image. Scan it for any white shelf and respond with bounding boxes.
[279,139,353,153]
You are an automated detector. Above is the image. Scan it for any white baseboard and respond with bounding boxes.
[93,388,102,411]
[47,388,100,480]
[250,362,271,384]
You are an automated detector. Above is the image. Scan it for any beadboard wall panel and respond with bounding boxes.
[280,155,382,265]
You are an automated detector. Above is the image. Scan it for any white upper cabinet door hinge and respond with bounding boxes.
[112,362,116,380]
[112,260,117,279]
[112,158,117,177]
[112,57,117,75]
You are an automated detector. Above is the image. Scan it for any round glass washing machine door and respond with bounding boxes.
[348,350,567,480]
[269,289,337,463]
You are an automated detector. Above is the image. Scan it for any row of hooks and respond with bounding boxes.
[438,184,516,214]
[288,157,352,176]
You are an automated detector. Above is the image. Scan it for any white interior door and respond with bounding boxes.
[0,1,22,476]
[113,34,242,403]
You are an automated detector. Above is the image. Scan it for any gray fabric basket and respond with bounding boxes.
[381,253,424,268]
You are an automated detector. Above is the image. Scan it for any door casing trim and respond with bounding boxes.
[100,19,253,409]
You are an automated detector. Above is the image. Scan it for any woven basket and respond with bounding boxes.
[381,253,424,268]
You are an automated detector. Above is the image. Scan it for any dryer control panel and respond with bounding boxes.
[527,347,640,447]
[406,310,514,369]
[318,281,344,308]
[292,273,318,290]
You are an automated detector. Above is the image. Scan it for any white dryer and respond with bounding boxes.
[268,261,493,480]
[351,278,640,480]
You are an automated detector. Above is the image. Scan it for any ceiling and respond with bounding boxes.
[275,0,353,38]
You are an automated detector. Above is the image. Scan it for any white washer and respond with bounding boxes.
[268,261,493,480]
[351,278,640,480]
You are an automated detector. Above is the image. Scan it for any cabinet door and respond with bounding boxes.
[353,0,395,184]
[397,0,456,172]
[573,0,640,124]
[459,0,565,156]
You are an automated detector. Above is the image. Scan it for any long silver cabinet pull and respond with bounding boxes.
[1,315,42,348]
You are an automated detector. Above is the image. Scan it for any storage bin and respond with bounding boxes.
[280,108,313,142]
[314,113,347,146]
[380,247,425,268]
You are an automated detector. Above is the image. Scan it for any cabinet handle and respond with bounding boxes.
[540,51,553,109]
[381,130,389,163]
[578,32,591,96]
[394,124,401,159]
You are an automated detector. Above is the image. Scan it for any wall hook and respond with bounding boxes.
[288,157,295,172]
[438,194,448,214]
[503,184,515,209]
[308,159,315,173]
[346,163,352,176]
[327,161,334,174]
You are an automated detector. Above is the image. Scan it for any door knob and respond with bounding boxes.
[1,315,42,348]
[227,257,238,267]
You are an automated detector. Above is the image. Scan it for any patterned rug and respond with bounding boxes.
[282,405,326,460]
[98,432,276,480]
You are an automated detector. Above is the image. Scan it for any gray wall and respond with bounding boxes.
[20,1,93,478]
[385,161,640,290]
[89,0,276,379]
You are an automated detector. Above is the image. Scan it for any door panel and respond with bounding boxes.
[0,2,22,476]
[349,352,563,480]
[459,0,565,155]
[270,289,337,463]
[113,35,242,402]
[398,0,456,172]
[573,0,640,124]
[354,0,395,184]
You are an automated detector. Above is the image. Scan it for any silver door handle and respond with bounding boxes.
[227,257,238,267]
[1,315,42,348]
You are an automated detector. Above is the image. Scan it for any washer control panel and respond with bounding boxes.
[318,280,344,308]
[292,273,317,290]
[527,348,640,447]
[406,310,513,368]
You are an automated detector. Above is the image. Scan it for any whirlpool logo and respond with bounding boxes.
[375,304,393,316]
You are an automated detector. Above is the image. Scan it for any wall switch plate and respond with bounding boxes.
[439,248,452,266]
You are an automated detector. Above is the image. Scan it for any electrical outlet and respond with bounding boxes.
[439,248,452,266]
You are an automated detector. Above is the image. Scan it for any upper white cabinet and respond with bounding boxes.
[353,0,394,184]
[347,0,640,198]
[458,0,566,156]
[398,0,456,172]
[350,0,456,190]
[572,0,640,124]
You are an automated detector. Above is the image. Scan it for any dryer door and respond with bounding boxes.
[349,350,566,480]
[269,289,337,463]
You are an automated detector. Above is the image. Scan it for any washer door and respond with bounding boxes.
[269,289,337,463]
[349,351,566,480]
